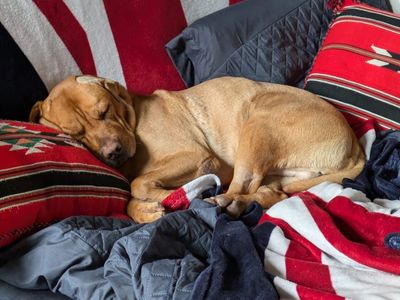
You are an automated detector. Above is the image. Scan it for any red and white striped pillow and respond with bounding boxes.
[304,4,400,130]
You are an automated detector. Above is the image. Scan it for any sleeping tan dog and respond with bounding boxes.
[30,75,365,223]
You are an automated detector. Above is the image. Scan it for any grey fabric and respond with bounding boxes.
[0,280,70,300]
[166,0,333,88]
[0,216,139,299]
[363,0,392,10]
[0,200,218,300]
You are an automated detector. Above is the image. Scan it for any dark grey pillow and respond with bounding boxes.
[166,0,334,88]
[166,0,392,88]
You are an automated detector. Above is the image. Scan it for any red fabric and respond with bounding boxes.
[33,0,97,75]
[297,286,345,300]
[0,121,130,248]
[275,217,335,292]
[229,0,244,4]
[327,0,358,12]
[161,187,190,211]
[103,0,187,94]
[349,118,377,138]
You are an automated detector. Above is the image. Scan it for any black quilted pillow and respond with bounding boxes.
[166,0,392,88]
[166,0,333,88]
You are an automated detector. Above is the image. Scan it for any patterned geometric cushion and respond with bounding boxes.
[304,4,400,130]
[0,121,130,248]
[0,0,242,121]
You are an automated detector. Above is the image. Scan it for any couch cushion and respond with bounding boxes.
[304,4,400,130]
[0,120,130,248]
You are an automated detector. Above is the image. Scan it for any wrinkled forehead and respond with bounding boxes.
[41,81,112,131]
[48,80,112,113]
[77,84,113,111]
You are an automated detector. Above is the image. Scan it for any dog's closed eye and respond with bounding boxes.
[95,103,110,120]
[98,108,108,120]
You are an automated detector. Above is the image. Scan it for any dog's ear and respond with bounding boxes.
[29,101,43,123]
[75,75,104,85]
[104,79,133,105]
[75,75,133,105]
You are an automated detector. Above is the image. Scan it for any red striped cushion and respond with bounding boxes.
[0,120,130,248]
[304,4,400,130]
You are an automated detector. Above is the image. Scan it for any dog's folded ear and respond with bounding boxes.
[75,75,104,85]
[29,101,43,123]
[76,75,133,106]
[104,80,133,106]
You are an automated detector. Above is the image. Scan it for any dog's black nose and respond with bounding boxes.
[101,139,122,162]
[106,144,122,161]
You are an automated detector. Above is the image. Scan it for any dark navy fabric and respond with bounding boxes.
[343,130,400,200]
[0,22,48,121]
[191,202,278,300]
[363,0,392,10]
[166,0,333,88]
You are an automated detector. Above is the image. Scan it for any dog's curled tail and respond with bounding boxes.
[281,147,366,194]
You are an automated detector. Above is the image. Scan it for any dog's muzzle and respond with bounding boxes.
[99,137,128,167]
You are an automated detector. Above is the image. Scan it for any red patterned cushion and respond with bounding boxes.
[0,121,130,248]
[304,4,400,130]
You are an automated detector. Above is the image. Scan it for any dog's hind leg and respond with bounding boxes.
[208,117,287,217]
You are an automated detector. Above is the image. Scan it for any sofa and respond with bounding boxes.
[1,0,400,299]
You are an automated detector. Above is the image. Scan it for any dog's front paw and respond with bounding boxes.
[206,194,247,218]
[127,199,165,223]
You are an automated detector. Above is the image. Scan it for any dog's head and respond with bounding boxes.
[30,75,137,168]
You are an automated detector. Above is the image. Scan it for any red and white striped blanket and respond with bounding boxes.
[261,182,400,299]
[258,120,400,299]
